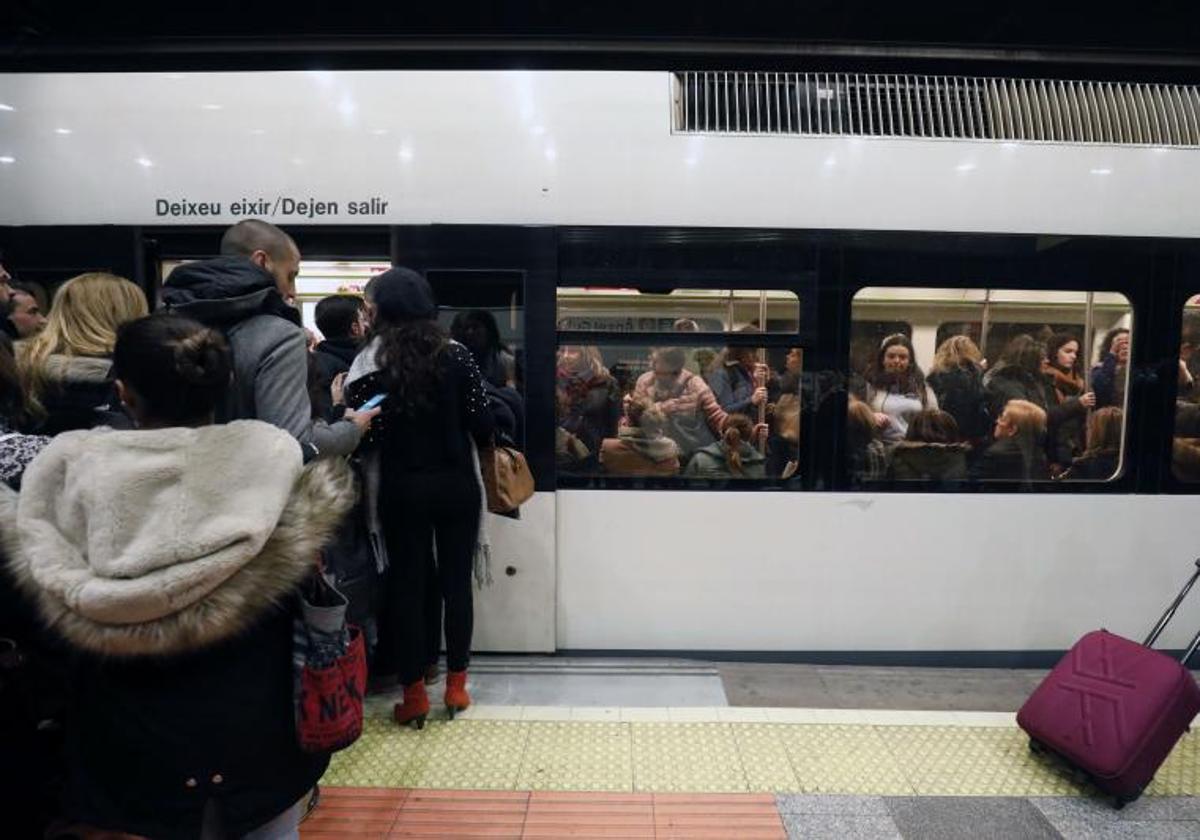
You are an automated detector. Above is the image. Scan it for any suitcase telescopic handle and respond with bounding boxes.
[1144,559,1200,665]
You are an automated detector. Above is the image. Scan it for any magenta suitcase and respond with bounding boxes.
[1018,560,1200,807]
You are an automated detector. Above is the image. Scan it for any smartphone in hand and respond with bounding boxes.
[359,393,388,411]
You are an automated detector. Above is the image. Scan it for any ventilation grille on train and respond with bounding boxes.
[673,72,1200,147]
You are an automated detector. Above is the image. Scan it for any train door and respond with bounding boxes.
[394,226,558,653]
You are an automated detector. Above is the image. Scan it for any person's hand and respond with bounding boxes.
[753,362,769,386]
[330,372,347,406]
[345,405,381,433]
[751,386,768,406]
[1181,359,1195,390]
[782,460,799,479]
[874,412,891,429]
[1079,391,1096,409]
[753,423,770,446]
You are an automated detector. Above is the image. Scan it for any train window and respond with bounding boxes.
[556,288,800,333]
[161,259,392,337]
[427,270,526,447]
[293,261,391,335]
[850,287,1133,485]
[556,343,801,480]
[1172,298,1200,481]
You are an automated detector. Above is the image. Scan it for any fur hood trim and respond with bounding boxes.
[42,354,113,385]
[3,437,354,658]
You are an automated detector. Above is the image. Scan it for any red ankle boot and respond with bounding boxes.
[444,670,470,719]
[394,680,430,729]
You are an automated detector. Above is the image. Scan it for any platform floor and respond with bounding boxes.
[301,660,1200,838]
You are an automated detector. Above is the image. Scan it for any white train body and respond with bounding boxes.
[1,70,1197,659]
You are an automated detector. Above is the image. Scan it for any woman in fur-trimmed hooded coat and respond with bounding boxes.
[0,420,354,840]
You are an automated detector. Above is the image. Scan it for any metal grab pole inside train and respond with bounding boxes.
[1084,290,1096,397]
[757,290,768,452]
[979,288,992,367]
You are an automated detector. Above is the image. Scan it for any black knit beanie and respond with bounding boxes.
[369,267,437,323]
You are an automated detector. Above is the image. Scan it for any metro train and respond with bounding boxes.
[2,69,1200,664]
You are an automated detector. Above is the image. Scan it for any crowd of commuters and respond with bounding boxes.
[846,328,1132,484]
[556,338,801,480]
[0,224,1194,834]
[0,222,515,838]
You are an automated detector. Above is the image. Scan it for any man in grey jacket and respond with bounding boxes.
[161,220,376,459]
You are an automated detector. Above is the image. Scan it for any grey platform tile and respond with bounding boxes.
[1112,798,1200,822]
[818,666,1047,712]
[1032,797,1200,838]
[885,796,1062,840]
[776,794,890,816]
[467,673,728,707]
[783,814,902,840]
[719,664,835,708]
[719,663,1050,711]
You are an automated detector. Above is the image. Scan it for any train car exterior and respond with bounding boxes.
[2,70,1199,664]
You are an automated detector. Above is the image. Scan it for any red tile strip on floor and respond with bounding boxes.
[302,788,787,840]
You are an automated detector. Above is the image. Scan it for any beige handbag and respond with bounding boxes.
[480,445,535,513]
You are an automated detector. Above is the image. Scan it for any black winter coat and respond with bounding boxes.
[64,607,326,839]
[888,442,970,482]
[927,365,989,440]
[972,436,1050,482]
[27,355,129,435]
[311,337,361,421]
[0,439,354,840]
[983,366,1055,419]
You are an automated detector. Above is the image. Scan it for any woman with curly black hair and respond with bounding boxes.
[345,268,495,729]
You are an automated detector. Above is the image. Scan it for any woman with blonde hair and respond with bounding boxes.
[17,272,148,434]
[973,398,1050,481]
[927,334,989,443]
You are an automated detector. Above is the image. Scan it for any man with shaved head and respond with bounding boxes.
[162,219,375,460]
[219,219,302,303]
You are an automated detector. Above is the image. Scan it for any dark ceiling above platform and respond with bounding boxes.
[3,1,1199,76]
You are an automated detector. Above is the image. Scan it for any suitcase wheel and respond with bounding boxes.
[1028,739,1045,756]
[1113,787,1145,810]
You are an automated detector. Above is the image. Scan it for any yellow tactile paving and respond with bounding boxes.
[517,722,634,792]
[631,723,748,793]
[775,724,914,795]
[320,707,1200,798]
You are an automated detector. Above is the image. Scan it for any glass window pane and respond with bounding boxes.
[1173,296,1200,481]
[556,343,801,480]
[556,288,800,333]
[850,287,1132,485]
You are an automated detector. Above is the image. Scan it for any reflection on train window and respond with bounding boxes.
[427,270,526,447]
[556,288,800,333]
[850,287,1133,485]
[1172,298,1200,481]
[556,344,801,479]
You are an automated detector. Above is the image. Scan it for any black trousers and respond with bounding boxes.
[377,471,481,686]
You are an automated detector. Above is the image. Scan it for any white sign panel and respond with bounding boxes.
[0,70,1197,236]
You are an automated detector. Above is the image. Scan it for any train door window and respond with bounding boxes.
[1172,297,1200,481]
[427,270,526,446]
[161,258,391,336]
[291,260,391,336]
[850,287,1133,486]
[555,288,802,483]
